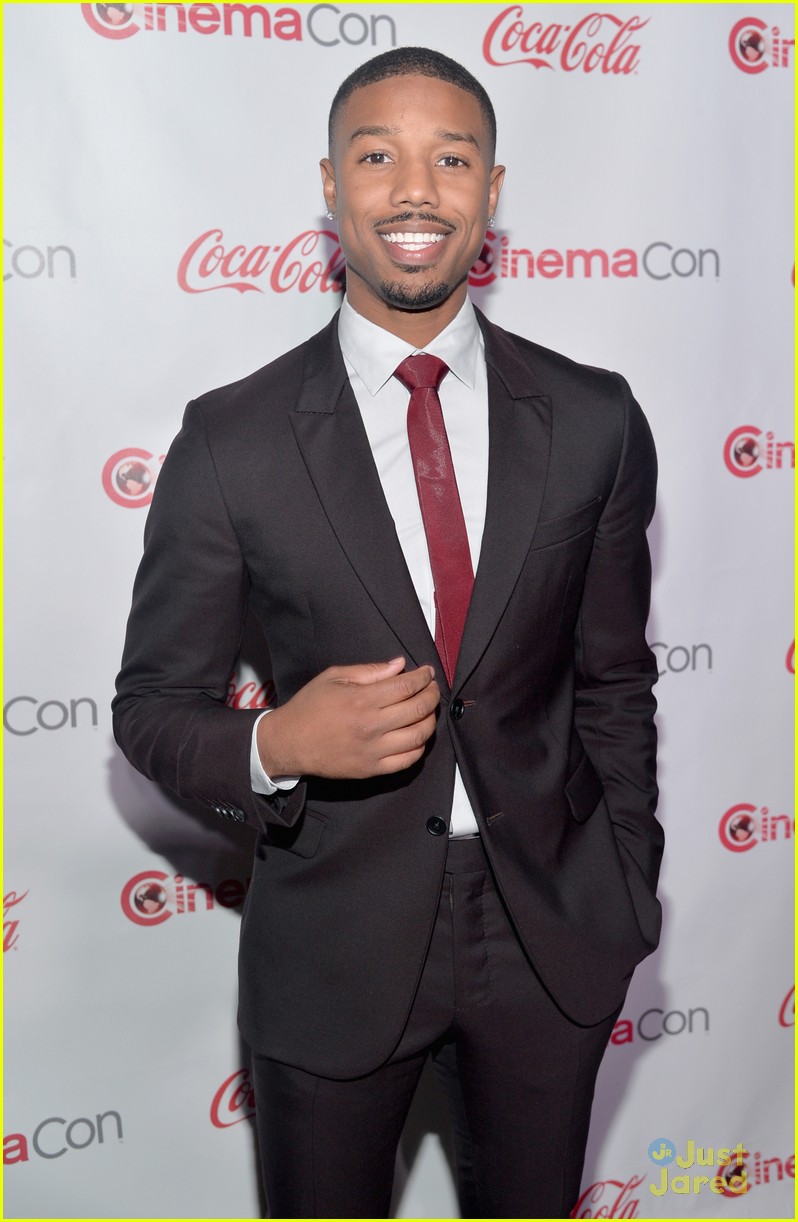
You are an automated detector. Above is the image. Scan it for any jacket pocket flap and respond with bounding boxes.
[566,752,604,823]
[264,809,327,858]
[531,496,603,551]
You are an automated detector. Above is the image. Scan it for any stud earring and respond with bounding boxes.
[325,209,336,221]
[488,216,496,230]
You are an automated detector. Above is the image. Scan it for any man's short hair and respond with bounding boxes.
[328,46,497,162]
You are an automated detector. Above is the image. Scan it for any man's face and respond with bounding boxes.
[321,74,504,335]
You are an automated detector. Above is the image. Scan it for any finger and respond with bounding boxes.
[373,666,438,709]
[328,658,407,687]
[373,685,441,734]
[374,715,438,764]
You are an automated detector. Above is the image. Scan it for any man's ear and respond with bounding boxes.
[320,158,337,213]
[488,164,506,216]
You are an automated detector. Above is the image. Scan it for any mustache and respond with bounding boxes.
[374,212,455,231]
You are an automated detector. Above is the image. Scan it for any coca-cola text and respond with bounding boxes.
[177,228,345,295]
[210,1068,257,1128]
[484,9,647,74]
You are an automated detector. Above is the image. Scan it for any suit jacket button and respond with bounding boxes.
[450,698,465,720]
[426,816,447,837]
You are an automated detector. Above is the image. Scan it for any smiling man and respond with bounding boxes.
[114,47,663,1219]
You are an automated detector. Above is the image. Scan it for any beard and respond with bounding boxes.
[378,275,454,311]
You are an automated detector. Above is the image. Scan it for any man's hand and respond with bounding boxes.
[257,657,441,780]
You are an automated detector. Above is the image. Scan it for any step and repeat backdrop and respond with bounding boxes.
[4,4,794,1219]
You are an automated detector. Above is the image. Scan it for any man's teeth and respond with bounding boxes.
[381,232,447,245]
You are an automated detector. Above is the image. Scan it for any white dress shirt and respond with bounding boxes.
[250,294,489,836]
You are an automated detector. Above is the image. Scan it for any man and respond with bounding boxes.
[114,47,663,1219]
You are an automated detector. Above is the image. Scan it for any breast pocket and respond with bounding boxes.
[530,496,603,551]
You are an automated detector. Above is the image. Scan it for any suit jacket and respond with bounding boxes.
[113,307,663,1078]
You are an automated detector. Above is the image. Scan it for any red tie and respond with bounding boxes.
[394,354,474,688]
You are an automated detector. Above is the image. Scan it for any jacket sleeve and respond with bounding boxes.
[112,399,307,832]
[573,374,663,945]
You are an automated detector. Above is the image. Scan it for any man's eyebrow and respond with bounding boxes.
[436,129,480,150]
[348,124,400,143]
[347,125,481,150]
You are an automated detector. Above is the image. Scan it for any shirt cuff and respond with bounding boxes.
[250,709,300,795]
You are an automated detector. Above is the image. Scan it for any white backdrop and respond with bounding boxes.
[4,4,794,1218]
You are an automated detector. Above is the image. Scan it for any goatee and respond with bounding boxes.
[379,277,453,311]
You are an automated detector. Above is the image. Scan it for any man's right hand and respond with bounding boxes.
[256,657,441,781]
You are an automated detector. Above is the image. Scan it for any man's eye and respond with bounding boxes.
[438,155,467,168]
[361,152,391,165]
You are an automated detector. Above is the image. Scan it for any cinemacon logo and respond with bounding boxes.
[120,869,250,926]
[779,986,794,1028]
[178,228,720,296]
[102,447,165,507]
[718,803,794,853]
[471,232,719,286]
[210,1068,256,1129]
[723,426,794,478]
[729,16,794,73]
[4,239,76,282]
[3,696,98,736]
[81,3,396,47]
[4,1110,123,1165]
[610,1005,709,1046]
[483,8,647,73]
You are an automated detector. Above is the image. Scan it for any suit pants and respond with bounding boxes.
[250,835,619,1219]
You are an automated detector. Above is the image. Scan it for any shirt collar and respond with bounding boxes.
[338,295,482,397]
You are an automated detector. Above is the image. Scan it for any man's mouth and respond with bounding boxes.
[379,232,448,249]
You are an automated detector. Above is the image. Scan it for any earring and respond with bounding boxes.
[488,216,496,230]
[325,209,336,221]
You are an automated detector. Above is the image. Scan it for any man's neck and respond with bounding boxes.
[345,282,470,349]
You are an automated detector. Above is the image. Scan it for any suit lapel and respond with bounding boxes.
[289,310,552,690]
[454,313,553,688]
[289,314,437,671]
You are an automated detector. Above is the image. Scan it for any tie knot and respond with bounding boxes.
[394,354,449,393]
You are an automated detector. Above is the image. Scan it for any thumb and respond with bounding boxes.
[340,657,407,686]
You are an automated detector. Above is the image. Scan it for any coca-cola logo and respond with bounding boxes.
[729,17,794,74]
[723,425,795,478]
[571,1173,645,1217]
[102,448,164,507]
[718,803,794,853]
[4,891,28,953]
[210,1068,256,1129]
[778,985,795,1027]
[226,676,275,711]
[177,229,346,296]
[484,8,648,74]
[120,869,250,926]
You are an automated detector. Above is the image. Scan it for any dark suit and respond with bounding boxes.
[114,307,662,1210]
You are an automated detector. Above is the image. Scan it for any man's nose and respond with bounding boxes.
[389,158,440,209]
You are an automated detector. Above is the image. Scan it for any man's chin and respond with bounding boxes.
[379,277,454,312]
